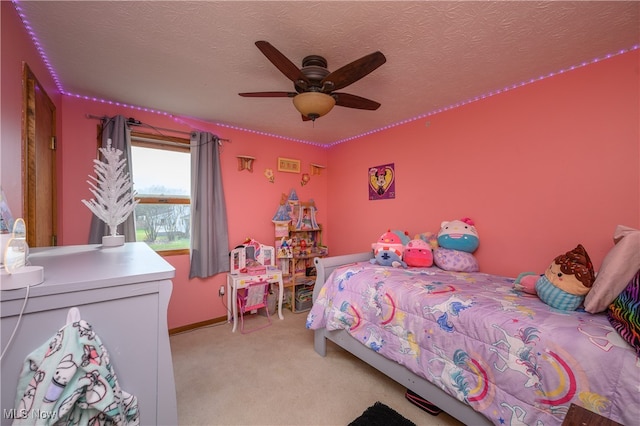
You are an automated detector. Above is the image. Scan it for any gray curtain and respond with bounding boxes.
[189,131,229,278]
[88,115,136,244]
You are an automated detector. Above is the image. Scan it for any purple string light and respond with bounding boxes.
[13,0,638,147]
[329,43,639,147]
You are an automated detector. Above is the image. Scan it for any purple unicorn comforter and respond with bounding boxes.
[306,262,639,425]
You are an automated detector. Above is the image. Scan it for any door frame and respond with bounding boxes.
[22,62,57,247]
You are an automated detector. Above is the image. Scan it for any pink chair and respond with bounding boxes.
[236,280,272,334]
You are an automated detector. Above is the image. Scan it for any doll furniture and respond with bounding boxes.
[236,280,272,333]
[226,269,283,332]
[227,239,283,332]
[229,239,275,275]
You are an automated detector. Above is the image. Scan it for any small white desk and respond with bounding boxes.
[226,268,284,332]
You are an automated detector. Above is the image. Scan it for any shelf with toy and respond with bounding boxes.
[271,189,328,312]
[285,226,327,278]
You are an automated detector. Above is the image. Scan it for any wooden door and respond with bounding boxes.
[23,64,57,247]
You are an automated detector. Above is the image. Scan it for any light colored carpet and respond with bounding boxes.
[170,310,464,426]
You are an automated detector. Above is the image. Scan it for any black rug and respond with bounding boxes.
[349,402,416,426]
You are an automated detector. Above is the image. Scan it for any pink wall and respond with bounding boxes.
[325,50,639,278]
[1,2,62,217]
[3,2,639,330]
[58,97,328,329]
[3,0,329,330]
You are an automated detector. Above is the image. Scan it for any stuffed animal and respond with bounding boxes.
[513,272,539,294]
[437,217,479,253]
[371,230,407,268]
[433,218,480,272]
[391,230,411,246]
[415,232,439,250]
[404,239,434,267]
[534,244,596,310]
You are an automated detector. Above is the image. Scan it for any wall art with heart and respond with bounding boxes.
[368,163,395,200]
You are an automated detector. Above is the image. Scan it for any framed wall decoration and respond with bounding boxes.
[369,163,395,200]
[278,157,301,173]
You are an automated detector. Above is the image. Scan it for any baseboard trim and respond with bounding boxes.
[169,316,228,335]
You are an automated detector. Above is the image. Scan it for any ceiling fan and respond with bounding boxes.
[239,41,386,121]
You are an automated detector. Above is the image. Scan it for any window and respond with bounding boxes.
[130,132,191,255]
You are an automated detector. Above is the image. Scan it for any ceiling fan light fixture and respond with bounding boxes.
[292,92,336,121]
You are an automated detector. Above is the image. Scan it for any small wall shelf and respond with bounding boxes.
[237,155,256,172]
[310,163,325,175]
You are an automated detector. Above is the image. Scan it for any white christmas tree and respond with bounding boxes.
[81,139,139,239]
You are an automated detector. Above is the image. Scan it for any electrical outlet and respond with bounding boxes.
[218,286,225,297]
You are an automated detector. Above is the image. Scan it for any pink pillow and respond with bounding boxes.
[584,226,640,313]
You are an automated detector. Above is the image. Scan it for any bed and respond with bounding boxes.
[307,252,639,425]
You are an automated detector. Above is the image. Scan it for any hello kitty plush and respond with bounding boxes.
[437,217,479,253]
[433,218,480,272]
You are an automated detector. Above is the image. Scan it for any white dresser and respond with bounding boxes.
[0,243,177,425]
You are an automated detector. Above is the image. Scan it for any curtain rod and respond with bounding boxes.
[85,114,231,142]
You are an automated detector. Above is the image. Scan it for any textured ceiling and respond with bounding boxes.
[14,1,640,145]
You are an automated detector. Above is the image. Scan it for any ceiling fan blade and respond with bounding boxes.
[255,41,310,85]
[238,91,296,98]
[334,93,381,110]
[322,51,386,91]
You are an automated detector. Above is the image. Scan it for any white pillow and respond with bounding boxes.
[584,225,640,313]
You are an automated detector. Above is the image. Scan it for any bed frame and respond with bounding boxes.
[312,253,492,426]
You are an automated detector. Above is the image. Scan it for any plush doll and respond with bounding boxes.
[433,218,480,272]
[437,217,479,253]
[391,230,411,246]
[371,230,407,268]
[415,232,439,251]
[513,272,539,295]
[534,244,596,310]
[404,239,433,267]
